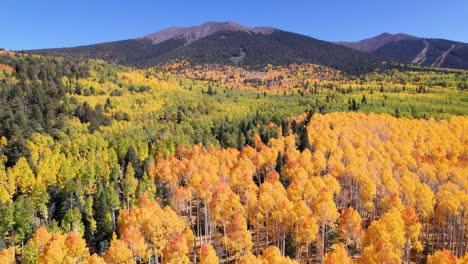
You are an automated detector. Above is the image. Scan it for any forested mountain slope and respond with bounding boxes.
[338,33,468,69]
[30,22,383,75]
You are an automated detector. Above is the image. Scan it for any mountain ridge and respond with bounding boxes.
[28,22,468,72]
[337,33,468,69]
[337,33,418,52]
[30,22,383,74]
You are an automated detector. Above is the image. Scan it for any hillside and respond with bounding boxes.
[338,33,468,69]
[1,48,468,263]
[374,38,468,69]
[30,22,383,75]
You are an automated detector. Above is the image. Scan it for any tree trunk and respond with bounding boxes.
[112,209,116,229]
[197,202,201,243]
[405,239,411,264]
[256,214,259,255]
[320,223,326,263]
[266,217,269,248]
[204,201,209,244]
[223,221,228,258]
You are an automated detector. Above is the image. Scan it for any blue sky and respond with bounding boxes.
[2,0,467,50]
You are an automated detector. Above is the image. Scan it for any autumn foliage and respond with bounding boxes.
[1,112,467,263]
[0,49,467,263]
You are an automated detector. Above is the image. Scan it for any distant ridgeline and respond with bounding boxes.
[337,33,468,70]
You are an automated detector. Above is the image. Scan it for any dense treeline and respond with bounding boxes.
[0,52,467,263]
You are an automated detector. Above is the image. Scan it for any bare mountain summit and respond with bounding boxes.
[142,21,275,45]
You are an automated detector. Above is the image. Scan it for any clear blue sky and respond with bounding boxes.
[3,0,467,50]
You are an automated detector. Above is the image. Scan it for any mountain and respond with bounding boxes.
[337,33,418,52]
[338,33,468,69]
[141,21,275,45]
[29,22,382,74]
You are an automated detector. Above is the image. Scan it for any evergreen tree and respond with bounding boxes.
[124,145,141,178]
[395,108,401,118]
[13,196,34,245]
[361,94,367,104]
[299,126,310,152]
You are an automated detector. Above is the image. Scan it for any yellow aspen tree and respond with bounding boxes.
[0,247,14,264]
[86,254,106,264]
[362,207,405,263]
[9,157,35,194]
[103,238,134,264]
[120,225,147,262]
[260,246,298,264]
[339,207,363,252]
[22,226,51,264]
[427,249,458,264]
[324,243,353,264]
[224,212,253,260]
[198,244,219,264]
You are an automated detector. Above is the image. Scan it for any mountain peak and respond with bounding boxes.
[200,21,240,28]
[142,21,276,45]
[338,32,418,52]
[377,32,393,37]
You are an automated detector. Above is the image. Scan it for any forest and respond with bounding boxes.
[0,51,467,263]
